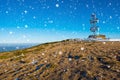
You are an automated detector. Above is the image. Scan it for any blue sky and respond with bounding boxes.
[0,0,120,43]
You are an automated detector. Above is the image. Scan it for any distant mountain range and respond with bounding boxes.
[0,43,38,52]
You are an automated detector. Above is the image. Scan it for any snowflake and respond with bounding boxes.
[68,58,72,61]
[86,4,89,8]
[61,1,64,3]
[103,42,106,44]
[81,59,85,61]
[44,24,47,27]
[42,53,45,56]
[31,59,38,65]
[70,11,73,14]
[74,7,77,10]
[83,27,85,30]
[69,5,72,8]
[25,25,28,28]
[115,14,118,17]
[82,24,85,27]
[59,51,63,55]
[97,20,100,23]
[112,8,115,11]
[56,4,59,8]
[33,16,36,19]
[48,20,53,23]
[3,47,6,50]
[47,6,50,9]
[81,47,84,51]
[101,13,104,16]
[1,28,4,31]
[109,3,112,6]
[29,6,34,10]
[5,11,8,14]
[16,46,19,49]
[117,27,119,30]
[102,21,106,24]
[9,31,13,35]
[23,35,26,38]
[44,60,47,63]
[17,26,20,29]
[27,39,30,42]
[24,10,28,14]
[109,16,112,19]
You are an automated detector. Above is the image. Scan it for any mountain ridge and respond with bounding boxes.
[0,39,120,80]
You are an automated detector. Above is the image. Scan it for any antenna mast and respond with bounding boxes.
[92,0,96,13]
[90,13,99,36]
[88,0,107,40]
[89,0,99,37]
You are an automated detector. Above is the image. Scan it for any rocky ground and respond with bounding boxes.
[0,39,120,80]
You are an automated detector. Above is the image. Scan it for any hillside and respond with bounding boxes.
[0,39,120,80]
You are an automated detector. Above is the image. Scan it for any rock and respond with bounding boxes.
[88,56,94,61]
[74,56,80,60]
[21,53,24,57]
[74,70,81,75]
[46,64,51,68]
[116,56,120,61]
[93,76,99,80]
[53,55,57,57]
[118,51,120,54]
[97,57,104,62]
[10,58,14,61]
[100,65,110,70]
[117,73,120,78]
[81,58,86,61]
[35,64,44,71]
[97,57,108,65]
[19,60,26,64]
[112,78,117,80]
[15,78,19,80]
[80,71,87,77]
[68,55,73,58]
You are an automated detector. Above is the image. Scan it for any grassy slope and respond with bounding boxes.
[0,40,120,80]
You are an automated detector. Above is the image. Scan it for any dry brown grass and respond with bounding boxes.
[0,40,120,80]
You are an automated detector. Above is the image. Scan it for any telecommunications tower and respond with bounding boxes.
[88,13,106,39]
[87,0,107,40]
[90,13,99,36]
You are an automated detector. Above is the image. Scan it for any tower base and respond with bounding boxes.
[88,34,106,39]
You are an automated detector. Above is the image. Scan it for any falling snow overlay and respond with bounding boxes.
[0,0,119,43]
[0,0,120,80]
